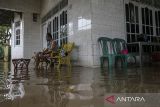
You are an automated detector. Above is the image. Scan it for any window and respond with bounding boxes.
[125,2,160,53]
[15,29,20,45]
[15,21,20,27]
[42,0,68,23]
[125,3,139,43]
[155,11,160,36]
[51,10,68,47]
[125,3,156,43]
[53,16,59,45]
[42,0,68,47]
[60,10,67,46]
[15,21,21,46]
[141,7,154,42]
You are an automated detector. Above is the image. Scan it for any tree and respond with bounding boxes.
[0,26,11,46]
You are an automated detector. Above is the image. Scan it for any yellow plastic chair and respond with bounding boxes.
[50,42,74,69]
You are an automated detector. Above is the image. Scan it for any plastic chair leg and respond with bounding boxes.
[108,57,113,69]
[100,57,104,68]
[133,56,137,64]
[123,56,128,68]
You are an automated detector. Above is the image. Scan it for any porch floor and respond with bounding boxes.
[0,62,160,107]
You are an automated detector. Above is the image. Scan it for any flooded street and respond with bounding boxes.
[0,62,160,107]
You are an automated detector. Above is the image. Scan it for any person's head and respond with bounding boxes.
[46,33,52,41]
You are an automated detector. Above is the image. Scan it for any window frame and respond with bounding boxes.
[155,10,160,36]
[125,1,160,43]
[14,21,21,46]
[125,3,140,43]
[46,8,68,47]
[141,7,154,42]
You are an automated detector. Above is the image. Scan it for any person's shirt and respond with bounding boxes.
[47,40,57,51]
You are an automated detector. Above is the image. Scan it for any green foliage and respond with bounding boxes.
[0,26,11,46]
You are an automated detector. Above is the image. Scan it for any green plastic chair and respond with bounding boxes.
[0,47,4,59]
[98,37,114,69]
[112,38,136,67]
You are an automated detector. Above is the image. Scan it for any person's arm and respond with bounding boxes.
[42,48,49,54]
[43,48,48,52]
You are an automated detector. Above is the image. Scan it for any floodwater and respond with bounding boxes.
[0,62,160,107]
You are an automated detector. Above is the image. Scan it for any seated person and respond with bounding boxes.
[43,33,57,56]
[35,33,57,69]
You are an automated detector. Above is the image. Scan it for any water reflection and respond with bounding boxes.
[35,68,72,107]
[0,62,27,102]
[0,62,11,102]
[0,62,160,107]
[100,67,160,93]
[0,74,10,102]
[8,83,25,100]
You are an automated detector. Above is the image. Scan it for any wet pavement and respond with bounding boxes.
[0,62,160,107]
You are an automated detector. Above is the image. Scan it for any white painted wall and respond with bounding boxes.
[12,12,42,59]
[23,12,42,59]
[11,13,24,59]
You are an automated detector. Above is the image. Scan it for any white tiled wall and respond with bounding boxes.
[91,0,126,66]
[68,0,93,67]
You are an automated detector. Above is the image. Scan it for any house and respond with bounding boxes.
[0,0,160,67]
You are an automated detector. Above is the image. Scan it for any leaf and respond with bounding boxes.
[0,25,11,45]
